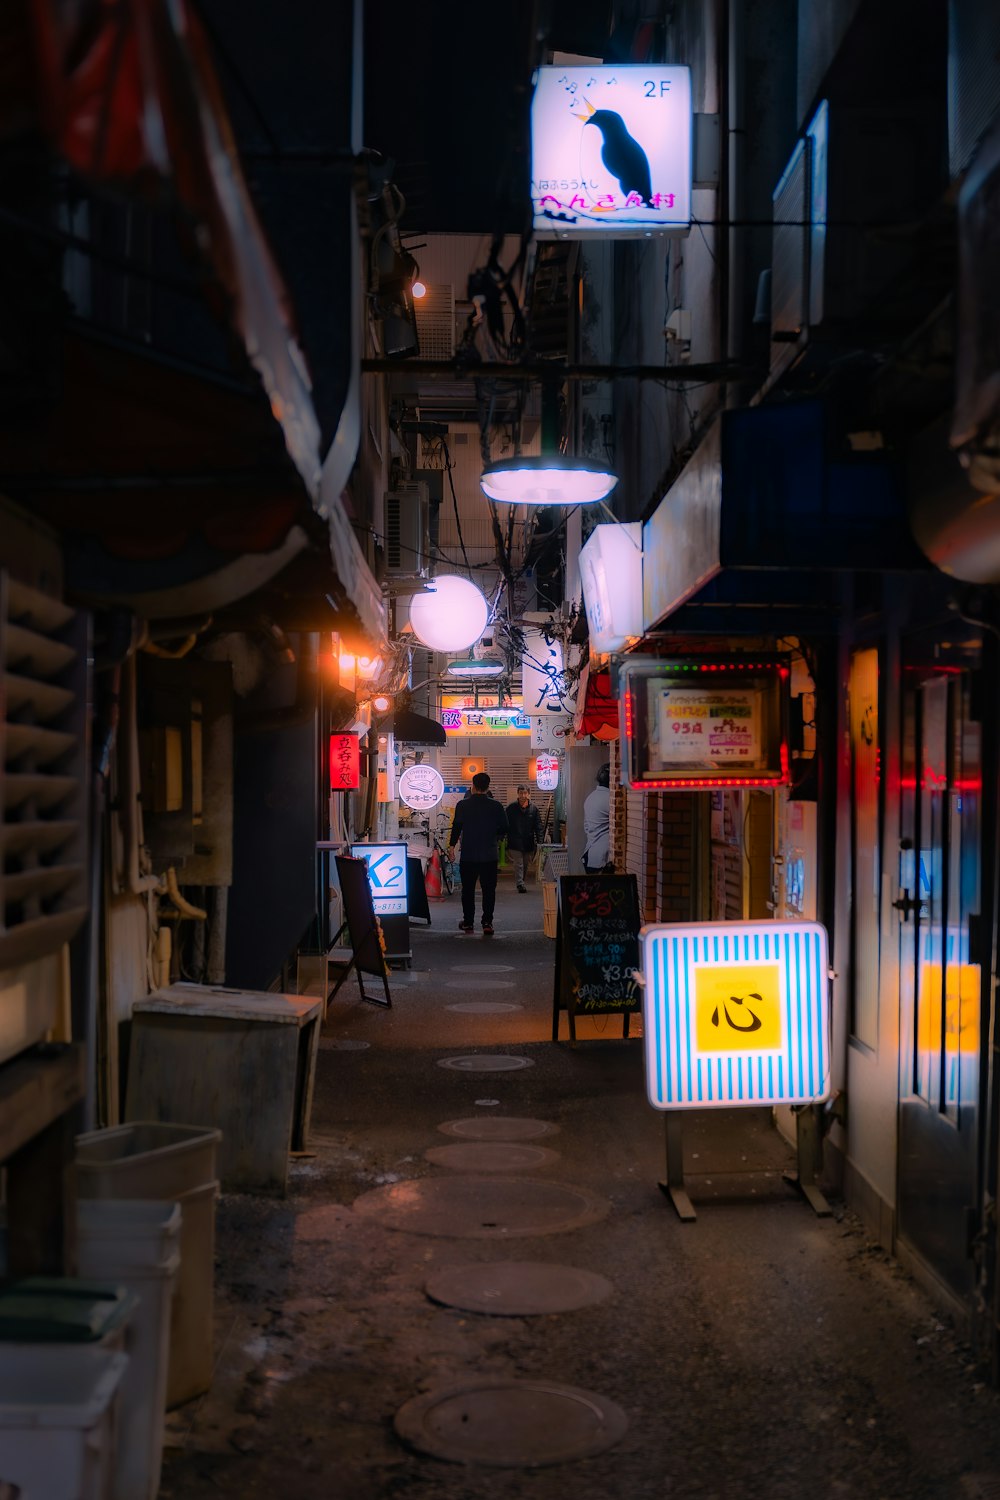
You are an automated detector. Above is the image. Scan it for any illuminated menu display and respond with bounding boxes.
[620,657,790,790]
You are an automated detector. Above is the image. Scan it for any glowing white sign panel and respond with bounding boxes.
[398,765,445,812]
[531,65,692,238]
[350,842,408,917]
[580,522,643,654]
[639,921,830,1109]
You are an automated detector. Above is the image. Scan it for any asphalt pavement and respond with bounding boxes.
[161,876,1000,1500]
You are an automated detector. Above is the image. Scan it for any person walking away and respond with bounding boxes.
[448,772,509,934]
[583,762,613,873]
[505,785,543,892]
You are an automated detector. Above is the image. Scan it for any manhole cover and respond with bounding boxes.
[438,1055,534,1073]
[424,1142,559,1172]
[352,1175,610,1238]
[318,1038,370,1051]
[425,1261,614,1316]
[394,1379,627,1466]
[445,980,515,991]
[445,1001,522,1015]
[451,965,515,973]
[438,1117,559,1141]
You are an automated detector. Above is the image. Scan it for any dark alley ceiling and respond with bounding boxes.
[363,0,619,234]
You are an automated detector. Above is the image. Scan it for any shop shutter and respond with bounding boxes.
[1,572,88,969]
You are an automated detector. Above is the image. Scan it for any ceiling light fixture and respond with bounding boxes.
[446,656,505,678]
[479,454,619,507]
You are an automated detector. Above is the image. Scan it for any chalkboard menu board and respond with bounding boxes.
[551,874,641,1041]
[331,856,392,1008]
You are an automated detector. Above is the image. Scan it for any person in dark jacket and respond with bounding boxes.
[448,772,509,934]
[505,785,543,892]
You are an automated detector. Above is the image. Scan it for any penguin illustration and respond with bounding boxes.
[574,99,652,206]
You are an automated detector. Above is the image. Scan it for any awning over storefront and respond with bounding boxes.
[0,329,385,646]
[642,400,928,632]
[574,665,619,741]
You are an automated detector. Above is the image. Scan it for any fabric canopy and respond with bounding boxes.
[574,667,619,742]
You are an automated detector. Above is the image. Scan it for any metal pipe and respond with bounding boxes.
[726,0,747,400]
[360,358,757,383]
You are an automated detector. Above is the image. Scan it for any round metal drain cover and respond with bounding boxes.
[445,1001,522,1015]
[451,964,514,973]
[425,1261,614,1316]
[438,1055,534,1073]
[445,980,515,991]
[438,1117,559,1141]
[352,1175,610,1238]
[424,1142,559,1172]
[318,1038,370,1051]
[394,1379,627,1467]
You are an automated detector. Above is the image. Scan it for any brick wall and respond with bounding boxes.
[654,793,697,923]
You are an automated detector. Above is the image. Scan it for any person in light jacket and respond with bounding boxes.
[448,772,509,934]
[505,785,543,892]
[582,762,613,872]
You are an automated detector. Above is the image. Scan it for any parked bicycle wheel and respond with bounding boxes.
[438,847,456,895]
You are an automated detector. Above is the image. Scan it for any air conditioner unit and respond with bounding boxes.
[385,481,430,576]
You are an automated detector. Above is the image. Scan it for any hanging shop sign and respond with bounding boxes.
[530,714,573,750]
[620,656,790,790]
[521,629,570,716]
[534,754,560,791]
[329,733,360,791]
[579,523,643,654]
[350,841,408,917]
[639,920,830,1109]
[441,693,530,737]
[531,64,692,239]
[398,764,445,811]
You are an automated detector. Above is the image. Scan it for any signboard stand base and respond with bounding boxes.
[657,1113,697,1222]
[782,1105,832,1217]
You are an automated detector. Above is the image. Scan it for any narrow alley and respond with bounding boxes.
[160,882,1000,1500]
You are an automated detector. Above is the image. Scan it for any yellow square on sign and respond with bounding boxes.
[694,965,783,1052]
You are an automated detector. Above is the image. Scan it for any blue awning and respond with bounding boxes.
[642,400,928,633]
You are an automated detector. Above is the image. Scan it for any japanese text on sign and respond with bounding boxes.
[655,688,762,769]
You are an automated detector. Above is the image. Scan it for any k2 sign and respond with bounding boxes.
[350,842,407,916]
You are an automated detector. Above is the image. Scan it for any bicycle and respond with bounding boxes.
[420,817,455,895]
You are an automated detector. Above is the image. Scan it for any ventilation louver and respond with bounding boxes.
[1,573,88,970]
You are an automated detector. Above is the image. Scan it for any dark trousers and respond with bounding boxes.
[460,860,499,925]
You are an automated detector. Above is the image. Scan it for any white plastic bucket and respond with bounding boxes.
[76,1125,221,1408]
[0,1346,127,1500]
[77,1201,181,1500]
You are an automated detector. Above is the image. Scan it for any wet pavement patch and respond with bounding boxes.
[437,1117,559,1141]
[424,1260,614,1316]
[423,1141,560,1172]
[444,1000,522,1014]
[351,1174,610,1237]
[437,1054,534,1072]
[393,1378,628,1466]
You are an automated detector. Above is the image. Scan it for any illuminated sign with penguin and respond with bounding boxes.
[531,65,692,238]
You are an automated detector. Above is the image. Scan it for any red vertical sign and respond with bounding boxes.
[329,733,360,790]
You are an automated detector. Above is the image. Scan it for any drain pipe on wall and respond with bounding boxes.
[725,0,746,408]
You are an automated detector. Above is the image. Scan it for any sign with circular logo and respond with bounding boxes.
[398,764,445,811]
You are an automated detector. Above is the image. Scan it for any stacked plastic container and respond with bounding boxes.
[0,1345,129,1500]
[76,1123,221,1409]
[78,1201,181,1500]
[0,1282,134,1500]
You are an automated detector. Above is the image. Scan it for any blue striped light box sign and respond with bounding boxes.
[639,921,830,1110]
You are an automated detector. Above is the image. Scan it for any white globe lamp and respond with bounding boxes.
[408,575,489,652]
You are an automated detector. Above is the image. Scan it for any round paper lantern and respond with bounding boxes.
[409,575,489,652]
